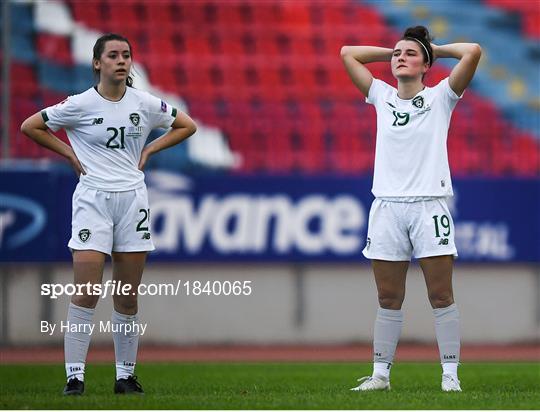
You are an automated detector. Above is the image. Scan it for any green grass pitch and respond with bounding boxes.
[1,362,538,409]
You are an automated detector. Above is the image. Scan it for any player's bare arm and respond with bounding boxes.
[138,112,197,170]
[20,112,86,176]
[431,43,482,96]
[340,46,393,97]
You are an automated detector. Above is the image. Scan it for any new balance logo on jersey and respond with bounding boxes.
[438,238,449,245]
[129,113,140,126]
[141,232,151,240]
[92,118,103,125]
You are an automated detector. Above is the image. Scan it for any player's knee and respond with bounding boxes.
[378,294,404,310]
[113,295,138,313]
[71,294,99,309]
[429,291,454,308]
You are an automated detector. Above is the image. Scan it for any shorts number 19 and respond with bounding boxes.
[432,214,451,238]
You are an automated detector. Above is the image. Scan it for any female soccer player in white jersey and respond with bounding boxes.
[21,33,197,395]
[341,26,481,392]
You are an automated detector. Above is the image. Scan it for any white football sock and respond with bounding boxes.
[373,307,403,380]
[442,362,459,377]
[65,362,85,382]
[64,302,95,382]
[112,309,140,380]
[373,362,391,380]
[434,303,460,371]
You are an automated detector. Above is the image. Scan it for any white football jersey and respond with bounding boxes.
[43,86,177,191]
[366,77,462,197]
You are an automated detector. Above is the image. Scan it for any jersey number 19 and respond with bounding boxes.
[392,111,410,126]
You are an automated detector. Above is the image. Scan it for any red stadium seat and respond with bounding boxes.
[11,62,38,97]
[486,0,540,38]
[36,33,72,65]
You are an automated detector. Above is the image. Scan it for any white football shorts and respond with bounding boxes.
[68,183,155,254]
[362,198,458,261]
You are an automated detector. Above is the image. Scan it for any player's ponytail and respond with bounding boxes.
[402,26,434,67]
[92,33,134,87]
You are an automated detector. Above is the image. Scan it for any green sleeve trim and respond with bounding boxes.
[171,107,177,118]
[41,110,49,122]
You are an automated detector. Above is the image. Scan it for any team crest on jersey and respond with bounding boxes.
[78,229,91,243]
[129,113,140,126]
[412,96,424,108]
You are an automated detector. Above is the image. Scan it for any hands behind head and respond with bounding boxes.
[430,43,438,62]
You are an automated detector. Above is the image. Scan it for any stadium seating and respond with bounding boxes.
[486,0,540,38]
[362,0,540,137]
[5,0,539,176]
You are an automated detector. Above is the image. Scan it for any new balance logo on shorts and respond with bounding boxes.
[438,238,449,245]
[91,117,103,125]
[141,232,151,240]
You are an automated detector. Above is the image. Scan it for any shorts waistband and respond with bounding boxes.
[78,181,146,193]
[377,196,445,203]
